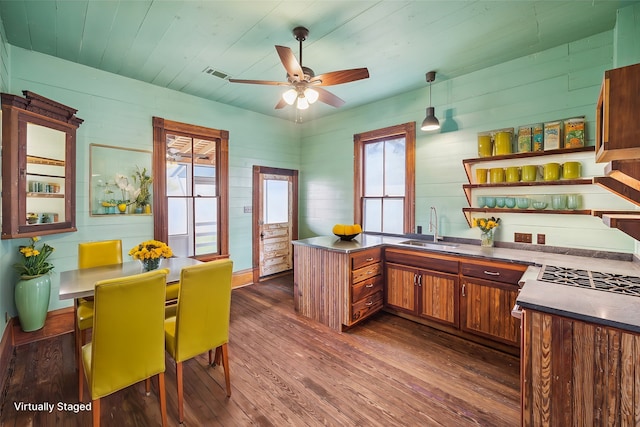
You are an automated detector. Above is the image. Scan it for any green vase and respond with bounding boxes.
[15,274,51,332]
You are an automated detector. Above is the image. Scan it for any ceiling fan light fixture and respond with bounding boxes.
[296,96,310,110]
[282,88,297,105]
[421,107,440,131]
[304,88,319,104]
[421,70,440,132]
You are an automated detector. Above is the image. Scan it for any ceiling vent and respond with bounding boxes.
[203,67,230,80]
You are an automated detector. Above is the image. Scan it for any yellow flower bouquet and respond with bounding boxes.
[472,217,501,247]
[129,240,173,271]
[14,236,55,278]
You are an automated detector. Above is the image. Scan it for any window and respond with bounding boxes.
[152,117,229,260]
[354,122,415,234]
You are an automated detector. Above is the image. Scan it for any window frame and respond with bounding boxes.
[152,117,229,260]
[354,122,415,234]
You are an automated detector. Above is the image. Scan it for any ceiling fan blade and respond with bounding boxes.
[310,68,369,86]
[275,98,288,109]
[315,87,345,108]
[228,78,290,86]
[275,45,304,82]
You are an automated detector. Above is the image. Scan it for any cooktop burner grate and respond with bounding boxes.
[539,265,640,297]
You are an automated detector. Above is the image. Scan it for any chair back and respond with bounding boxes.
[173,259,233,363]
[89,269,168,399]
[78,240,123,269]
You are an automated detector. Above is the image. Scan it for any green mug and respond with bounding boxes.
[521,165,538,182]
[489,168,505,183]
[563,162,581,179]
[505,166,520,183]
[542,163,561,181]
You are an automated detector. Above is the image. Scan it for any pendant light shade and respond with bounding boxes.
[421,71,440,132]
[421,106,440,131]
[282,88,298,105]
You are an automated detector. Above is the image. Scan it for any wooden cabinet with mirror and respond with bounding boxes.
[2,91,83,239]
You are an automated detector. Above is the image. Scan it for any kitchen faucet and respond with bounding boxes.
[429,206,443,242]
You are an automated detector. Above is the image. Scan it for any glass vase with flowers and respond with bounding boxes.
[472,217,501,247]
[129,240,173,271]
[132,166,152,213]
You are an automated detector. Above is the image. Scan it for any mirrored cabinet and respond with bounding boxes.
[2,91,83,239]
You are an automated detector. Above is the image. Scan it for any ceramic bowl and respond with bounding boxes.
[477,196,487,208]
[532,201,548,210]
[485,196,496,208]
[516,197,530,209]
[504,197,516,208]
[495,197,505,208]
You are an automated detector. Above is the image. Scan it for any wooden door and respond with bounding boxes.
[385,263,417,313]
[254,167,298,279]
[460,277,520,347]
[418,270,459,328]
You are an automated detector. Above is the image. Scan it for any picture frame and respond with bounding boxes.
[89,144,153,216]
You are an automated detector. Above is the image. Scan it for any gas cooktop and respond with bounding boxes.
[539,265,640,297]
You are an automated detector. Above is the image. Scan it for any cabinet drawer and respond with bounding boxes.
[384,248,458,274]
[351,248,382,270]
[352,276,383,302]
[351,291,383,323]
[460,259,527,285]
[352,262,382,283]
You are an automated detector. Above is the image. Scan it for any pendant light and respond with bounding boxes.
[421,70,440,131]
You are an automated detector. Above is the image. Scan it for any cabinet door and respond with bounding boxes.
[460,277,520,347]
[418,271,458,328]
[385,263,417,312]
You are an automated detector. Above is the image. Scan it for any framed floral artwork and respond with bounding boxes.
[89,144,153,216]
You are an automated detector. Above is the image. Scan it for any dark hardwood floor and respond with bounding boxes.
[0,273,520,426]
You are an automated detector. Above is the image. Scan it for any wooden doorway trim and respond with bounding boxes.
[252,166,299,284]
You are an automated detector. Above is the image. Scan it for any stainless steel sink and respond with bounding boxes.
[399,240,459,250]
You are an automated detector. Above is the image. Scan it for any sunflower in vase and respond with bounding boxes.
[472,217,501,247]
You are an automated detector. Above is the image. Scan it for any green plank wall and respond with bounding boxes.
[0,46,300,319]
[299,29,636,253]
[614,3,640,68]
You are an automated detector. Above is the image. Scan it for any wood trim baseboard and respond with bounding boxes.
[232,268,254,288]
[0,318,15,397]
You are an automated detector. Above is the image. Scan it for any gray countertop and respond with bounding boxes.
[293,234,640,333]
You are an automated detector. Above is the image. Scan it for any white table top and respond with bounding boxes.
[59,257,202,300]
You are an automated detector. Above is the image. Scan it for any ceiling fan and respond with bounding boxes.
[229,26,369,110]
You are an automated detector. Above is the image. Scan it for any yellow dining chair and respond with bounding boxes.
[164,259,233,423]
[75,240,123,369]
[79,269,169,427]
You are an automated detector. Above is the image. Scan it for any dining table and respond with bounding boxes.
[59,257,202,300]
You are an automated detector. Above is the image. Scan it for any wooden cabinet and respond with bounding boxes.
[460,259,525,347]
[385,248,459,328]
[348,248,384,325]
[521,309,640,426]
[596,62,640,162]
[1,91,83,239]
[293,244,383,332]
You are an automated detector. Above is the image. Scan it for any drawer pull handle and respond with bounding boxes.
[483,270,500,276]
[462,284,466,297]
[365,301,373,306]
[365,257,374,261]
[366,270,374,275]
[365,283,374,288]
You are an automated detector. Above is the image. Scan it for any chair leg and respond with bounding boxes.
[145,378,151,396]
[92,398,100,427]
[176,361,184,423]
[220,343,231,397]
[158,373,168,427]
[78,351,84,402]
[74,299,80,372]
[214,346,222,366]
[208,349,213,366]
